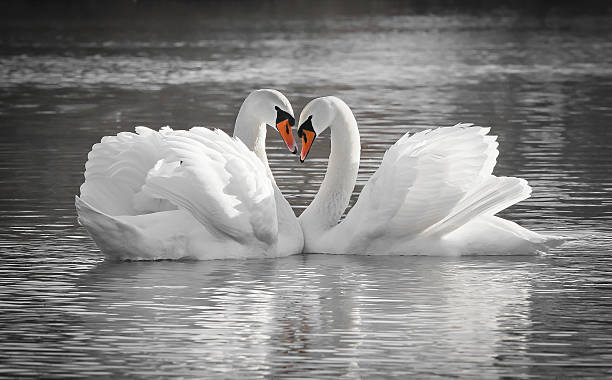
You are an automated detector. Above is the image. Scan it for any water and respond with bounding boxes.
[1,3,612,378]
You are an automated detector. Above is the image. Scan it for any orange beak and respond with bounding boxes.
[300,129,316,162]
[276,119,297,154]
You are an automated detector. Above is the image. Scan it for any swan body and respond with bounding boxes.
[297,96,564,255]
[76,89,303,260]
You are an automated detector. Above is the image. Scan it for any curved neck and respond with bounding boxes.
[300,102,361,231]
[233,104,269,167]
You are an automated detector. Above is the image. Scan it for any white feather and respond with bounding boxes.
[299,97,566,255]
[75,90,303,260]
[142,128,277,245]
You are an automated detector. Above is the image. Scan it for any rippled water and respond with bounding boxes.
[1,4,612,378]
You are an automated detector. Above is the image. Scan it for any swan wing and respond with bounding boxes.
[141,127,278,245]
[344,124,523,239]
[79,126,174,216]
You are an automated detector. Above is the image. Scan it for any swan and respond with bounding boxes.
[75,89,304,260]
[296,96,565,255]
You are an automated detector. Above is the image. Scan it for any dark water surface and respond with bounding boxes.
[1,3,612,378]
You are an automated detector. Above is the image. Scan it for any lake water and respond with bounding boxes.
[1,3,612,378]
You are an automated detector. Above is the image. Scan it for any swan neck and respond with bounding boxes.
[233,102,269,167]
[233,95,297,242]
[300,104,360,233]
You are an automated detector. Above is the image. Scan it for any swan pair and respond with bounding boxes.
[76,89,563,260]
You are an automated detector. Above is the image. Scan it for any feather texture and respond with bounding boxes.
[298,96,565,255]
[344,125,502,239]
[142,128,278,245]
[77,127,284,260]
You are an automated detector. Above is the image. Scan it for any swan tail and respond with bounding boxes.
[425,176,531,237]
[75,195,147,260]
[444,215,569,255]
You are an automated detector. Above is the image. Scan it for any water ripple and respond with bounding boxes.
[1,10,611,379]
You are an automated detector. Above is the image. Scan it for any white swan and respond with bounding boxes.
[296,96,564,255]
[75,89,304,260]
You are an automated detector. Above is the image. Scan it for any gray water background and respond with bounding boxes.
[1,2,611,378]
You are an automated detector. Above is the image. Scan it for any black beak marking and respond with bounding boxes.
[275,106,295,127]
[297,115,315,139]
[298,115,316,162]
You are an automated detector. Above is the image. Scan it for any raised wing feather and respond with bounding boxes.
[344,124,511,239]
[79,126,174,216]
[425,176,531,237]
[141,127,278,245]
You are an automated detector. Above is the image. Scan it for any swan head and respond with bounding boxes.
[297,96,336,162]
[244,89,297,154]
